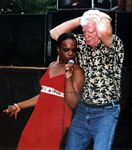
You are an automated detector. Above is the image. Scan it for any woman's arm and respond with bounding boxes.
[3,95,39,119]
[64,64,84,109]
[50,17,81,41]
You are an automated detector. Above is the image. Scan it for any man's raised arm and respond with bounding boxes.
[50,17,81,41]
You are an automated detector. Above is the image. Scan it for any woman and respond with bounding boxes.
[3,33,84,150]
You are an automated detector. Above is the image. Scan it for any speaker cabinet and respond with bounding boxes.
[57,0,118,10]
[94,0,118,11]
[0,15,46,67]
[57,0,91,10]
[116,12,132,67]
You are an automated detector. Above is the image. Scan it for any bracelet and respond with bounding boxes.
[14,103,21,111]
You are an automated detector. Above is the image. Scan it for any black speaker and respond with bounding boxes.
[0,15,46,67]
[94,0,118,11]
[57,0,118,11]
[116,12,132,67]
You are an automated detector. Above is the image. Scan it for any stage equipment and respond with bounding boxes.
[94,0,118,11]
[57,0,118,11]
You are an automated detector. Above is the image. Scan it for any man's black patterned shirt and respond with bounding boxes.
[74,34,124,105]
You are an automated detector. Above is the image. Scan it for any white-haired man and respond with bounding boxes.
[50,10,124,150]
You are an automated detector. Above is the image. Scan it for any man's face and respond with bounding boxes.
[58,39,77,64]
[82,22,100,48]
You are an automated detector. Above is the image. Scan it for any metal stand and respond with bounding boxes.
[92,0,94,9]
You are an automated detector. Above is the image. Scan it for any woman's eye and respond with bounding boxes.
[62,48,77,52]
[63,48,69,52]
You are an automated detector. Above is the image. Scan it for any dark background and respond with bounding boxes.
[0,9,132,149]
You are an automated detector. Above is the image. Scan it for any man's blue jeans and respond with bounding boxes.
[65,101,120,150]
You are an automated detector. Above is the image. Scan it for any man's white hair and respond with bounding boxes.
[80,10,111,26]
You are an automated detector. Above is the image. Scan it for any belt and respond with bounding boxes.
[81,101,120,108]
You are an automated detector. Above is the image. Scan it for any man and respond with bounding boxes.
[50,10,124,150]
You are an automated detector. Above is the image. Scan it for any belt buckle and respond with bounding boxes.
[96,103,102,106]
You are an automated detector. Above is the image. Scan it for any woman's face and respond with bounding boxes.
[82,22,100,48]
[58,39,77,64]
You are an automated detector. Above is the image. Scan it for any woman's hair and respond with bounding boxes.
[57,32,77,48]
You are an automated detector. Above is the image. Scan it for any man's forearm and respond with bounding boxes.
[50,17,81,41]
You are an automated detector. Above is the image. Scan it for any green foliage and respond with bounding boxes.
[20,0,56,14]
[0,0,57,14]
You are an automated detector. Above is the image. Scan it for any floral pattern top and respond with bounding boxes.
[74,34,124,105]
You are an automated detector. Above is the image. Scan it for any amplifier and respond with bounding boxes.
[57,0,118,11]
[57,0,91,10]
[94,0,118,11]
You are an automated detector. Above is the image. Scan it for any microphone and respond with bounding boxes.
[68,59,75,64]
[66,59,74,73]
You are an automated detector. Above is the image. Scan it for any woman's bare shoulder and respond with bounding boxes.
[74,64,85,74]
[48,61,57,68]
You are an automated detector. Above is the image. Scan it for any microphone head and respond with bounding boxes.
[68,59,75,64]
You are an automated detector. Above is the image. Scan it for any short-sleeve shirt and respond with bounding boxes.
[74,34,124,105]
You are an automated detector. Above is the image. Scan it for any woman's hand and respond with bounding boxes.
[65,63,74,79]
[3,104,21,119]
